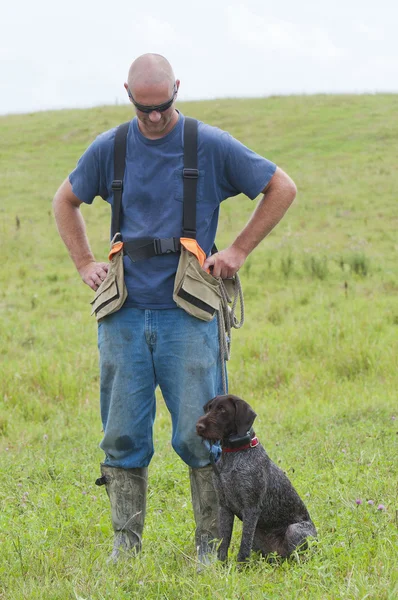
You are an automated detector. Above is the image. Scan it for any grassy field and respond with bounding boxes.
[0,94,397,599]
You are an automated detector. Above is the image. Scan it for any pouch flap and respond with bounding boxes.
[90,279,120,315]
[179,272,221,311]
[182,264,222,294]
[90,274,116,304]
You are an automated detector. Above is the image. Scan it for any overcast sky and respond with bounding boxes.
[1,0,397,115]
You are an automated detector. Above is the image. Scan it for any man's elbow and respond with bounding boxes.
[277,167,297,204]
[53,178,81,213]
[263,167,297,204]
[285,174,297,204]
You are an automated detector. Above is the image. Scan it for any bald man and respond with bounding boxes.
[53,53,296,565]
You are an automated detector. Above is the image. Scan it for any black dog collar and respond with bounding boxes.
[222,428,256,450]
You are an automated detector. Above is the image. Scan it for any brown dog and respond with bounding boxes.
[196,394,317,563]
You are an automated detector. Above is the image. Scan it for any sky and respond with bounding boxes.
[1,0,397,115]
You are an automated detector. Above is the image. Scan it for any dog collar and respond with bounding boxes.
[222,436,259,453]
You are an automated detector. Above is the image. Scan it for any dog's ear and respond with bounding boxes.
[230,396,257,436]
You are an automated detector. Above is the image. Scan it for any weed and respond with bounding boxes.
[303,255,329,280]
[280,252,294,278]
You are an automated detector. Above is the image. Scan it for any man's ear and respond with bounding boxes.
[231,396,257,436]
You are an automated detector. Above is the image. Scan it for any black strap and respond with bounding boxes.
[124,237,181,262]
[182,117,199,239]
[111,121,130,239]
[176,288,216,316]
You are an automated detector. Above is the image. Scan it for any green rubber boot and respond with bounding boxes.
[99,464,148,562]
[189,465,219,569]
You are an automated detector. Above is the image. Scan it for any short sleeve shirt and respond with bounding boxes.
[69,112,277,308]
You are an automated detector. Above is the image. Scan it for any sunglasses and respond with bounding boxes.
[127,83,177,114]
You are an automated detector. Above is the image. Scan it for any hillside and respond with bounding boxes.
[0,96,397,599]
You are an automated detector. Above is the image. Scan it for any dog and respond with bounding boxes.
[196,394,317,563]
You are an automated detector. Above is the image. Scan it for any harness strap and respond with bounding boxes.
[111,121,130,239]
[182,117,198,239]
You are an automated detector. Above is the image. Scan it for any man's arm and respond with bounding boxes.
[53,178,108,290]
[203,167,296,278]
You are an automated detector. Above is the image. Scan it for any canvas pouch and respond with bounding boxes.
[173,239,222,322]
[90,240,128,322]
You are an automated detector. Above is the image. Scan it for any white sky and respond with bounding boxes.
[1,0,397,115]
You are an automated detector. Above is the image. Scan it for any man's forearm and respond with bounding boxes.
[232,168,297,258]
[203,167,296,278]
[53,195,95,273]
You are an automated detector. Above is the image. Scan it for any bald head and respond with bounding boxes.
[127,54,175,94]
[124,54,180,139]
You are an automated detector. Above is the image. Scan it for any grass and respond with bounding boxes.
[0,94,397,599]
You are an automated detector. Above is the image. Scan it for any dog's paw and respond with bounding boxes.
[236,553,251,567]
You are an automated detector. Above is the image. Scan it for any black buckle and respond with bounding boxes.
[223,428,254,449]
[154,238,179,255]
[183,168,199,179]
[111,179,123,191]
[182,229,196,239]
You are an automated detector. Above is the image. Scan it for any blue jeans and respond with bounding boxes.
[97,307,225,468]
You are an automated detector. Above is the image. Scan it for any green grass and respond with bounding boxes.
[0,94,397,599]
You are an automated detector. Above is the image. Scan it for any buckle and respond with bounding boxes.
[183,168,199,179]
[225,432,251,448]
[182,229,196,238]
[111,179,123,191]
[154,238,179,255]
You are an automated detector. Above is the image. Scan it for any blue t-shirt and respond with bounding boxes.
[69,112,276,308]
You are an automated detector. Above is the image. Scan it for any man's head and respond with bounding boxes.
[124,54,180,139]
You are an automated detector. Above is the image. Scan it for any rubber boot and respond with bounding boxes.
[189,465,219,569]
[99,464,148,562]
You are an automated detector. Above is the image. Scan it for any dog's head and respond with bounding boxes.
[196,394,257,442]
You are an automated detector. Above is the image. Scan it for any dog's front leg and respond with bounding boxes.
[237,507,261,563]
[217,504,235,562]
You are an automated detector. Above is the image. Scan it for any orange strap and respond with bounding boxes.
[180,238,210,272]
[180,238,206,266]
[108,241,124,261]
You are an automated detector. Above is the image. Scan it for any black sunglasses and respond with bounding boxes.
[127,83,177,114]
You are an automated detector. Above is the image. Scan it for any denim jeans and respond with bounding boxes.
[97,307,225,468]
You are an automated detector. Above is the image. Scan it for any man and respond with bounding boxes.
[53,53,296,565]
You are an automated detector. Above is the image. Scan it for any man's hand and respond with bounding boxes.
[203,246,247,279]
[79,261,109,291]
[53,179,110,291]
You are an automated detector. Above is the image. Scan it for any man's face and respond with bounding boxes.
[127,80,179,139]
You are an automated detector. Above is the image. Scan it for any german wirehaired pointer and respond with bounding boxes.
[196,394,317,563]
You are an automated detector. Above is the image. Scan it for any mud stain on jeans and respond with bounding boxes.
[115,435,134,451]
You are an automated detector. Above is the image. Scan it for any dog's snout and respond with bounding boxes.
[196,421,206,434]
